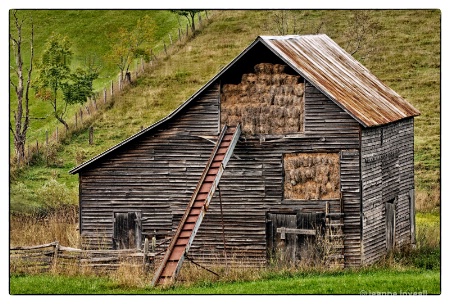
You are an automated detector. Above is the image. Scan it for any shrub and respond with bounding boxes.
[37,178,77,213]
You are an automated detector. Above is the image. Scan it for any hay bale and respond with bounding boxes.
[229,95,241,106]
[273,95,282,106]
[294,83,305,96]
[284,75,300,85]
[292,96,302,105]
[254,63,273,74]
[271,74,282,86]
[238,83,249,95]
[283,85,294,96]
[246,85,256,96]
[222,84,239,95]
[240,96,250,104]
[255,84,266,94]
[261,93,273,105]
[257,74,271,85]
[273,64,286,74]
[221,111,229,122]
[242,73,257,84]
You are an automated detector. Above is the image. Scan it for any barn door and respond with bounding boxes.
[113,212,141,249]
[385,199,396,252]
[266,212,324,265]
[267,213,297,264]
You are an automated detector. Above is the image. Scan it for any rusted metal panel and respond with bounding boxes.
[260,35,420,127]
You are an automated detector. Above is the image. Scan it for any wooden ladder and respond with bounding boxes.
[151,124,241,287]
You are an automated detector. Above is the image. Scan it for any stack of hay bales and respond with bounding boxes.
[221,63,305,135]
[284,153,340,200]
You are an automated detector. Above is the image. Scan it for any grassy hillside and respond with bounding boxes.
[9,9,189,152]
[10,10,440,219]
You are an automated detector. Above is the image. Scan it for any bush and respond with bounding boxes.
[37,178,77,213]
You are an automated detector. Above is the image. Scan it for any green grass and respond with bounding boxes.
[9,268,440,294]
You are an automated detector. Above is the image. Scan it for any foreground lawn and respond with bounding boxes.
[10,268,440,295]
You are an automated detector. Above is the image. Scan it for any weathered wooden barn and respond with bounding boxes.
[70,35,420,276]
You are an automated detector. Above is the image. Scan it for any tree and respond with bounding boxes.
[171,10,203,33]
[106,15,155,82]
[34,34,98,130]
[262,10,325,36]
[344,10,381,60]
[9,10,34,165]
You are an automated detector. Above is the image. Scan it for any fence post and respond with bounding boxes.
[169,33,173,45]
[143,237,149,270]
[111,80,114,96]
[89,126,94,145]
[80,108,83,124]
[103,88,107,104]
[178,28,181,41]
[46,130,49,166]
[52,241,60,270]
[198,13,202,28]
[36,139,39,154]
[164,41,167,56]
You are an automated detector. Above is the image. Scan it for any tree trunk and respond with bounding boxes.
[10,11,33,166]
[14,135,26,164]
[190,14,196,33]
[56,114,69,131]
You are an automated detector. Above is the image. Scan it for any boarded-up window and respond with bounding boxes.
[284,153,340,200]
[221,63,304,135]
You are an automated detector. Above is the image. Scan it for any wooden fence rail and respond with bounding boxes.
[15,11,214,168]
[10,241,166,274]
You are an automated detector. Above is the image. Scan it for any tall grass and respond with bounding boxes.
[10,208,79,248]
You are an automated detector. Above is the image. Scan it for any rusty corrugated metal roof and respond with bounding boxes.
[260,35,420,127]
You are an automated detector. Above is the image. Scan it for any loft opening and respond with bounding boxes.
[219,41,305,136]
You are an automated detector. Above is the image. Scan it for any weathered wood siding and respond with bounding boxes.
[79,85,220,249]
[79,80,363,267]
[361,118,415,264]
